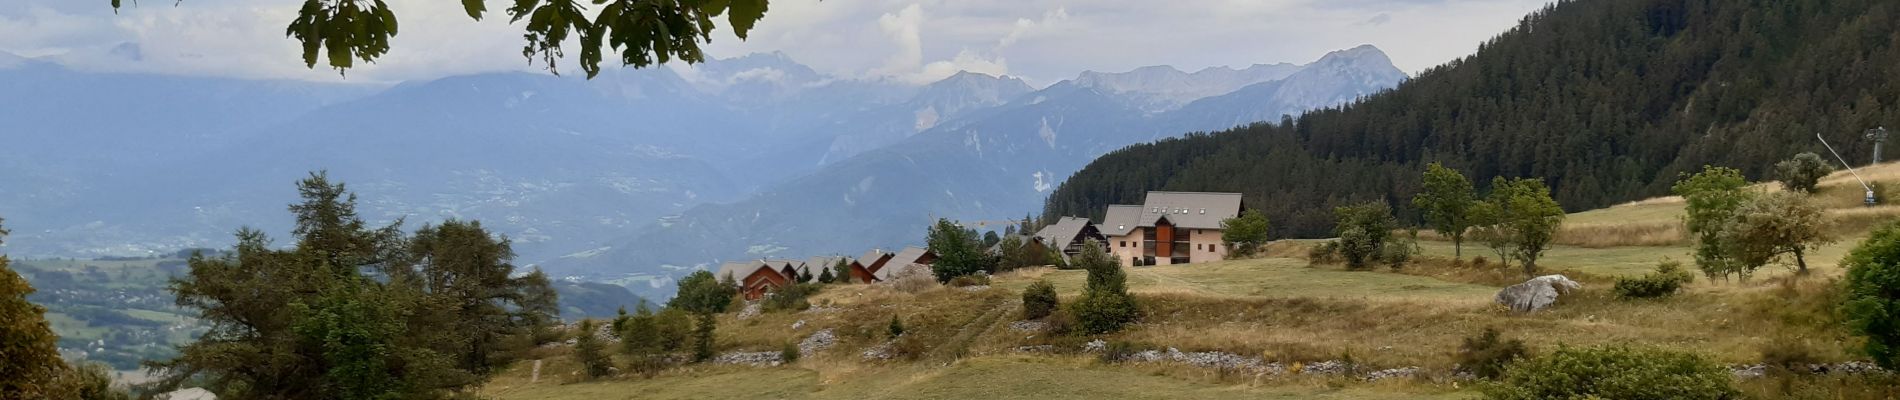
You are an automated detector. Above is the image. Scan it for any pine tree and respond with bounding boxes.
[817,264,835,283]
[574,319,613,379]
[1068,240,1138,334]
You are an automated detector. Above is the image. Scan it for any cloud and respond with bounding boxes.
[875,4,927,77]
[1361,13,1394,26]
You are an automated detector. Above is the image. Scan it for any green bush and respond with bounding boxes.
[1100,341,1143,363]
[1308,241,1341,264]
[1841,221,1900,369]
[1021,280,1059,320]
[762,283,820,312]
[948,273,991,287]
[1381,239,1416,270]
[1068,240,1139,334]
[781,342,801,364]
[1456,327,1528,379]
[1614,260,1695,299]
[1483,346,1738,400]
[887,315,905,339]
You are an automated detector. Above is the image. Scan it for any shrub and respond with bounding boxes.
[1758,337,1822,374]
[1774,152,1835,194]
[888,265,940,294]
[1042,310,1076,336]
[1614,260,1696,299]
[762,283,820,312]
[1021,280,1059,320]
[1471,255,1489,267]
[1100,341,1142,363]
[887,315,905,339]
[1456,328,1528,379]
[1307,241,1341,264]
[1841,221,1900,369]
[1068,240,1139,334]
[948,273,991,287]
[1483,346,1738,400]
[1334,202,1396,269]
[573,320,613,379]
[1381,239,1416,270]
[780,342,801,364]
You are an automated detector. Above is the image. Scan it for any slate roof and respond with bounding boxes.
[1098,205,1144,237]
[806,255,847,278]
[1134,192,1243,230]
[876,246,935,281]
[714,261,776,282]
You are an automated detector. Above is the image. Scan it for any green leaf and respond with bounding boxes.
[376,1,398,36]
[726,0,766,39]
[462,0,486,20]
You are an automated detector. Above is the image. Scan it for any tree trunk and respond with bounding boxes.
[1453,235,1463,259]
[1793,248,1809,275]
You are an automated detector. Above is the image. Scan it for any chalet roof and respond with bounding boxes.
[1035,217,1091,247]
[806,255,847,277]
[876,246,935,281]
[1098,205,1143,237]
[714,261,777,282]
[1135,192,1242,230]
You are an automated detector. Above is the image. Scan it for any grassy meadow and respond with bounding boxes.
[479,165,1900,399]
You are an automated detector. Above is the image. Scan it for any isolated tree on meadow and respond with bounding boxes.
[0,217,71,398]
[1220,209,1271,258]
[1774,152,1836,194]
[1482,177,1565,276]
[574,319,613,379]
[1068,240,1138,334]
[1721,192,1833,276]
[1840,221,1900,369]
[112,0,775,78]
[926,219,993,282]
[669,270,734,361]
[1414,163,1478,258]
[1673,166,1755,281]
[1334,202,1396,269]
[146,173,560,398]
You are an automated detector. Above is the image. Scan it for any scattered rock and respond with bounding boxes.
[1496,275,1582,313]
[1301,360,1351,375]
[1013,345,1054,353]
[799,329,836,354]
[861,341,896,360]
[736,303,763,320]
[713,351,783,366]
[791,320,806,330]
[1731,364,1767,379]
[961,285,991,292]
[1008,320,1047,333]
[1084,339,1107,352]
[1365,367,1421,381]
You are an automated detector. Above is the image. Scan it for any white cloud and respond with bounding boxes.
[0,0,1558,83]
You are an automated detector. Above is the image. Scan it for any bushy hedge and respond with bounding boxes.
[1021,280,1059,320]
[1614,260,1695,299]
[762,283,820,312]
[1456,328,1528,379]
[1483,346,1738,400]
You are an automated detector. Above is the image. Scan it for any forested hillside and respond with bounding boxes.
[1044,0,1900,238]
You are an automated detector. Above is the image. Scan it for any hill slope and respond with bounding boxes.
[1045,0,1900,238]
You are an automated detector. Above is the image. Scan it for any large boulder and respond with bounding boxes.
[1496,275,1582,312]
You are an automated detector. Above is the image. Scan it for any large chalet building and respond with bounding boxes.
[1095,191,1244,267]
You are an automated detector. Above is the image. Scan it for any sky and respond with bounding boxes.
[0,0,1555,85]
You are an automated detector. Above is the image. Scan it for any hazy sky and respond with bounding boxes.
[0,0,1553,85]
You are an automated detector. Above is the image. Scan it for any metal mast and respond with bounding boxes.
[1867,126,1889,165]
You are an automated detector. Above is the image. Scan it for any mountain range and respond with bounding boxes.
[548,46,1407,298]
[0,45,1405,300]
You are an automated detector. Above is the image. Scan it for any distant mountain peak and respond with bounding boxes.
[1314,45,1395,67]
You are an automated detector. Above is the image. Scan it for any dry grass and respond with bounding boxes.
[1553,221,1687,248]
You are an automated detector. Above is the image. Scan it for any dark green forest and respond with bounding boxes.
[1044,0,1900,238]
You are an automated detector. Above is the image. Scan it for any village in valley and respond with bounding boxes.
[718,191,1247,301]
